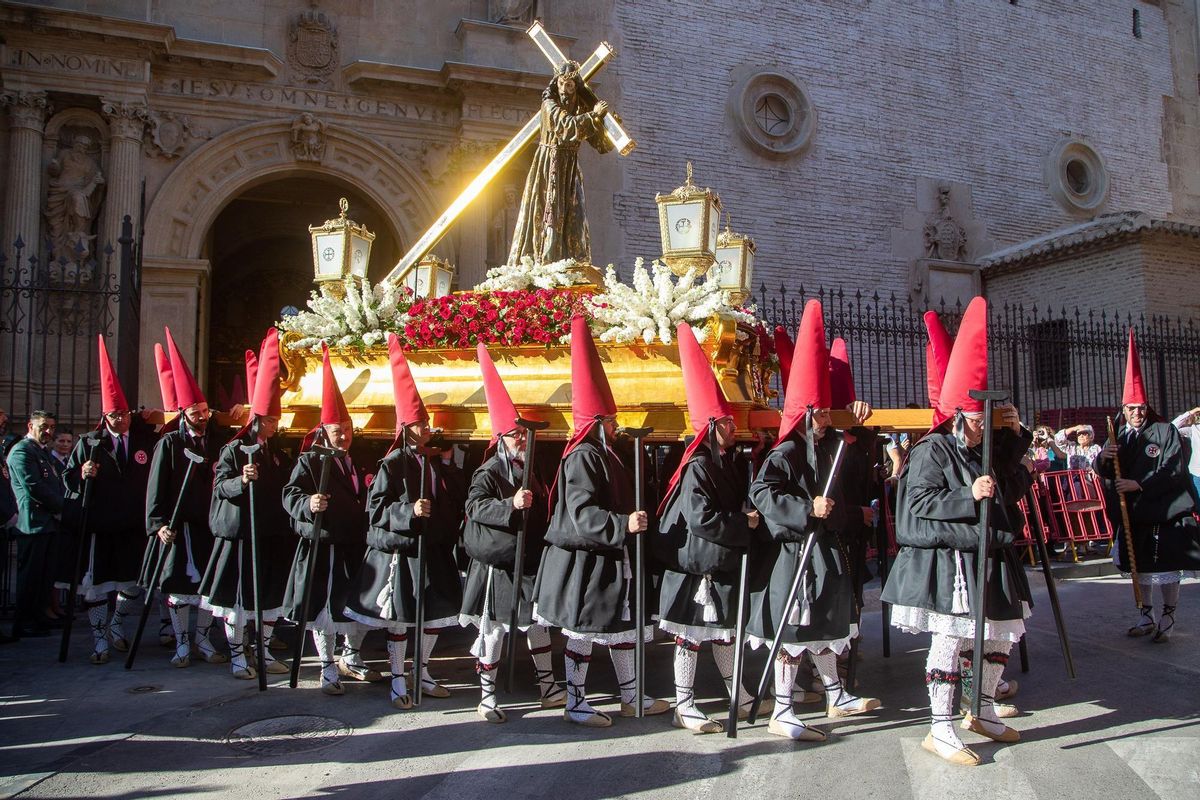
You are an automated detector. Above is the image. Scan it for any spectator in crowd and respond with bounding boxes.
[1171,407,1200,505]
[1028,425,1065,472]
[5,411,65,639]
[1055,424,1103,471]
[50,428,74,471]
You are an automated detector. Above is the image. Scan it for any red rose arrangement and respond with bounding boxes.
[396,289,587,350]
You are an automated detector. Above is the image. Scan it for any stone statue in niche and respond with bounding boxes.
[489,184,520,265]
[923,183,967,261]
[44,133,105,258]
[489,0,537,26]
[290,112,326,162]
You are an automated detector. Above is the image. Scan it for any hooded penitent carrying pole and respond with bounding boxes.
[237,327,283,691]
[384,334,432,705]
[1111,329,1146,609]
[60,334,124,662]
[477,342,551,693]
[125,447,206,670]
[747,441,846,725]
[829,337,866,691]
[748,299,849,725]
[290,345,347,689]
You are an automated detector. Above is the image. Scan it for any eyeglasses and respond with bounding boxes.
[105,411,130,420]
[1124,405,1148,413]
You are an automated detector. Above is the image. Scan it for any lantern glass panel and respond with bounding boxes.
[434,267,452,297]
[714,245,743,290]
[665,203,702,251]
[349,233,371,279]
[743,247,755,289]
[314,232,345,278]
[706,206,720,252]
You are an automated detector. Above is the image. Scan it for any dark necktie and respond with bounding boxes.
[115,435,127,468]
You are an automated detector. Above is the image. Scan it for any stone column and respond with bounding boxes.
[99,98,148,251]
[0,90,50,265]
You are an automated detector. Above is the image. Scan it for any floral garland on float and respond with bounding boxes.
[278,257,770,354]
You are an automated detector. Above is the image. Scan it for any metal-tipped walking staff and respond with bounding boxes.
[748,437,847,725]
[1107,416,1143,609]
[622,426,653,719]
[59,440,98,663]
[505,417,549,694]
[412,449,433,706]
[967,389,1009,719]
[727,443,756,738]
[289,437,340,689]
[239,441,267,691]
[126,447,206,670]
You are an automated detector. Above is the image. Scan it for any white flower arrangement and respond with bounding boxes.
[278,277,407,352]
[474,256,583,292]
[584,258,732,346]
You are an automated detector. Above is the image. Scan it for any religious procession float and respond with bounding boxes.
[266,22,923,443]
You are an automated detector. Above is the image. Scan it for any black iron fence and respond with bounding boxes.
[0,217,140,431]
[755,283,1200,427]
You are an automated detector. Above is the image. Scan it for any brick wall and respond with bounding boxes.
[606,0,1177,297]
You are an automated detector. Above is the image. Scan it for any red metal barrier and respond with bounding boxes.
[1038,469,1114,561]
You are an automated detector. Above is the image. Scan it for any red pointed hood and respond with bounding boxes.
[154,343,176,411]
[658,323,734,515]
[387,333,428,428]
[924,311,954,426]
[320,343,351,426]
[1122,329,1147,406]
[478,342,520,439]
[164,326,205,410]
[243,350,258,407]
[773,325,794,389]
[777,300,829,442]
[251,328,282,418]
[828,337,856,409]
[97,335,128,414]
[937,296,988,416]
[566,315,617,453]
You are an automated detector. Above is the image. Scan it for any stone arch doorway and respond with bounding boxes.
[205,175,402,407]
[139,118,437,406]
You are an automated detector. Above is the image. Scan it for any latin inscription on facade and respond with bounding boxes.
[5,48,146,81]
[154,78,454,124]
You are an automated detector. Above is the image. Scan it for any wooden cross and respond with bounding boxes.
[385,22,636,286]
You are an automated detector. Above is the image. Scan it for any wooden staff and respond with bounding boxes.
[1106,416,1143,608]
[59,440,98,663]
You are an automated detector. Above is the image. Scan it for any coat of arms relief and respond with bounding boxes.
[288,4,339,85]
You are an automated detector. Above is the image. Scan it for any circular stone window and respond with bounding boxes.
[728,68,815,158]
[1045,138,1109,214]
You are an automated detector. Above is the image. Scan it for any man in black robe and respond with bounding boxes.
[282,346,369,696]
[1096,330,1200,642]
[145,330,228,668]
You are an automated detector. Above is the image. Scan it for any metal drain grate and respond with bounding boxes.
[127,685,161,694]
[225,715,352,757]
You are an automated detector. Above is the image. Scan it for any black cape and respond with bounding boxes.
[142,426,226,595]
[746,432,859,646]
[533,438,647,634]
[1095,418,1200,574]
[344,448,465,626]
[199,432,296,613]
[880,426,1034,620]
[280,450,367,625]
[656,447,752,632]
[460,451,549,627]
[62,423,156,588]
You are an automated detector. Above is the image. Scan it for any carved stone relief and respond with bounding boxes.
[287,4,339,85]
[489,0,537,26]
[145,111,211,159]
[290,112,327,162]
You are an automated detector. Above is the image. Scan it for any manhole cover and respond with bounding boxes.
[226,715,352,756]
[127,685,161,694]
